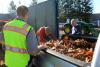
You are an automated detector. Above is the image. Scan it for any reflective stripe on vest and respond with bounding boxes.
[5,45,28,54]
[23,23,29,30]
[3,24,29,36]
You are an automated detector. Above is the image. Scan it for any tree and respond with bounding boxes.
[58,0,93,22]
[80,0,93,22]
[8,1,16,13]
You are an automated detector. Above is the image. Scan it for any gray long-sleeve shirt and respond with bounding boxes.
[0,31,4,42]
[26,28,39,54]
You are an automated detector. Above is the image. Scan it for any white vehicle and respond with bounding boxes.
[91,34,100,67]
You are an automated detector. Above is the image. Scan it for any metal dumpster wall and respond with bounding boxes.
[36,51,77,67]
[28,0,56,35]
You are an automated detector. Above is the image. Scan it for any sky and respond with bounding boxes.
[0,0,47,14]
[93,0,100,13]
[0,0,99,14]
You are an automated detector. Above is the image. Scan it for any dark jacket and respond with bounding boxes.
[69,25,81,35]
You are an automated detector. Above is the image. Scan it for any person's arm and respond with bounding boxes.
[0,31,5,49]
[26,28,38,55]
[0,31,4,43]
[26,28,46,55]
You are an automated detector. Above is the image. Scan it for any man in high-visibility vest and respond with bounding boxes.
[3,5,46,67]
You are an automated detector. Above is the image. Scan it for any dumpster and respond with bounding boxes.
[36,35,97,67]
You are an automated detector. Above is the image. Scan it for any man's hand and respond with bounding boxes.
[38,44,47,50]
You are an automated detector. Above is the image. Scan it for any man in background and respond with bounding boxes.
[69,19,81,35]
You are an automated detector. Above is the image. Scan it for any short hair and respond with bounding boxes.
[17,5,28,17]
[71,19,77,24]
